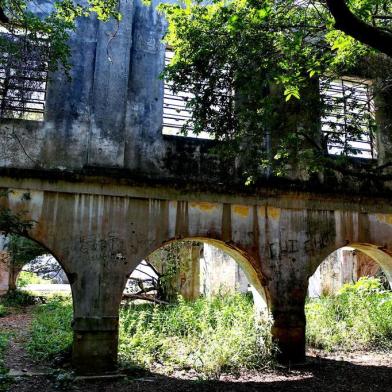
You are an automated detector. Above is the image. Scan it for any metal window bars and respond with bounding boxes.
[320,78,376,159]
[162,48,216,139]
[0,30,48,121]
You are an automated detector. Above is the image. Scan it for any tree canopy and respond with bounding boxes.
[160,0,391,180]
[0,0,391,180]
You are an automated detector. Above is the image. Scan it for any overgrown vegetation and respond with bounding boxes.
[0,289,37,307]
[161,0,391,180]
[306,277,392,351]
[17,271,46,287]
[0,304,8,317]
[26,296,73,361]
[27,293,274,378]
[22,277,392,378]
[0,332,9,375]
[120,293,273,377]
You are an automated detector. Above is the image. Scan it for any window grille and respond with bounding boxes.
[162,48,211,139]
[320,78,376,159]
[0,30,48,121]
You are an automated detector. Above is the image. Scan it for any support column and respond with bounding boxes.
[72,317,119,374]
[270,299,306,364]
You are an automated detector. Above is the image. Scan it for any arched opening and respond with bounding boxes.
[0,233,74,372]
[306,243,392,354]
[119,239,271,376]
[0,234,71,296]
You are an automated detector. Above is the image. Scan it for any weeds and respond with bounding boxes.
[17,271,47,287]
[0,333,9,375]
[27,296,73,360]
[306,277,392,351]
[0,305,8,318]
[119,293,274,377]
[27,277,392,378]
[27,293,274,377]
[0,290,37,307]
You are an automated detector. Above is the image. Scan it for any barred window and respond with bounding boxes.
[0,28,48,121]
[162,48,212,139]
[321,78,376,159]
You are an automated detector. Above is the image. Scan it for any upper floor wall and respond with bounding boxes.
[1,0,392,194]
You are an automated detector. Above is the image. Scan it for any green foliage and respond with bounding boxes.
[0,289,37,307]
[0,1,120,73]
[27,296,73,360]
[160,0,390,179]
[0,304,8,318]
[27,293,273,377]
[0,332,9,375]
[17,271,46,287]
[8,234,45,268]
[306,277,392,351]
[120,293,274,378]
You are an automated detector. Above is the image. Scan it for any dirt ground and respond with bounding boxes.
[1,307,392,392]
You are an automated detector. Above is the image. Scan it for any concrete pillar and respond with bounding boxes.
[0,235,9,295]
[72,317,119,374]
[270,296,307,364]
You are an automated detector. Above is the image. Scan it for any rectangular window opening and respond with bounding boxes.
[0,27,48,121]
[320,77,376,159]
[162,48,212,139]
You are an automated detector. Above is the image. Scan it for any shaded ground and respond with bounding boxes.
[1,306,392,391]
[0,306,53,375]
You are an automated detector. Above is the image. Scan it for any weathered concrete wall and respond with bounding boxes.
[308,248,381,297]
[2,174,392,370]
[201,243,248,297]
[0,0,390,194]
[147,241,201,301]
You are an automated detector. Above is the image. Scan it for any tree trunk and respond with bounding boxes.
[8,265,22,291]
[326,0,392,58]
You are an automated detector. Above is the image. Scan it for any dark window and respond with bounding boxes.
[0,29,48,121]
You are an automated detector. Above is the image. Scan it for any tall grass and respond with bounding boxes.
[26,296,73,360]
[0,333,9,375]
[26,293,273,377]
[306,277,392,351]
[119,293,273,377]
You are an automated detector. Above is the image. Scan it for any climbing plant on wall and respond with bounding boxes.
[0,1,121,72]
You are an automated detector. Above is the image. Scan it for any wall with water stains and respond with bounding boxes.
[2,173,392,371]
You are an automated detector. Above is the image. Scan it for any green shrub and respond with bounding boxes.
[0,290,37,307]
[27,296,73,360]
[27,293,274,377]
[17,271,47,287]
[0,304,8,318]
[0,333,9,375]
[119,293,274,377]
[306,277,392,351]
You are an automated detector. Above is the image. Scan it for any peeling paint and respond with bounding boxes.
[189,201,218,212]
[233,205,250,218]
[267,206,281,220]
[375,214,392,225]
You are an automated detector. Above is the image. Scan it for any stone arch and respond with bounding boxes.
[349,243,392,284]
[0,233,73,296]
[129,236,270,313]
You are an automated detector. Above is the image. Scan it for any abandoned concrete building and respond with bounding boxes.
[1,0,392,376]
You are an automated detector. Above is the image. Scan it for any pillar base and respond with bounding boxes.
[272,325,306,364]
[72,317,119,375]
